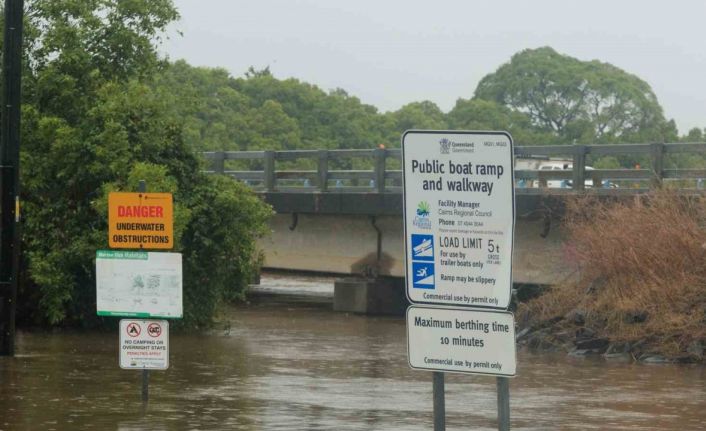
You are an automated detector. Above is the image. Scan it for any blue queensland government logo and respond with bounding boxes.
[412,201,432,230]
[439,138,451,154]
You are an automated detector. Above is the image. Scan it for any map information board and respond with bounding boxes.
[96,250,183,318]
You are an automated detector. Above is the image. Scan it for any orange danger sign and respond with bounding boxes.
[108,192,173,249]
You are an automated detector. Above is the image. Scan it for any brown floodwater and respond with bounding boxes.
[1,273,706,430]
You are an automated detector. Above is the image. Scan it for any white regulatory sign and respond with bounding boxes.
[96,250,183,318]
[402,130,514,309]
[119,319,169,370]
[407,305,516,377]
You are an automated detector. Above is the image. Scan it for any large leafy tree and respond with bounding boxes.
[14,0,271,327]
[386,101,447,134]
[447,98,558,145]
[24,0,179,123]
[474,47,677,144]
[233,70,389,150]
[152,61,251,153]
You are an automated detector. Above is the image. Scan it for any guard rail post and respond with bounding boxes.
[374,148,386,193]
[213,151,225,174]
[650,143,664,189]
[318,150,329,192]
[264,150,275,192]
[572,145,587,191]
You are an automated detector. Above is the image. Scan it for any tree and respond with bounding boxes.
[474,47,676,144]
[154,61,251,152]
[447,98,558,145]
[23,0,179,124]
[15,1,272,327]
[387,101,447,133]
[682,127,705,142]
[233,73,389,150]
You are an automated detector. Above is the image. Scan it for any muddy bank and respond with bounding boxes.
[514,303,705,364]
[516,326,704,364]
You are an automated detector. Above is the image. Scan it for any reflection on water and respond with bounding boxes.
[1,273,706,430]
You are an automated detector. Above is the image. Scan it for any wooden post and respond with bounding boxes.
[318,150,329,192]
[650,143,664,189]
[264,151,275,192]
[374,148,386,193]
[572,145,587,191]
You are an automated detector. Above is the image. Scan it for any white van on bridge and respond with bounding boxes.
[515,157,617,189]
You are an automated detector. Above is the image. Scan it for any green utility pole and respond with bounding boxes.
[0,0,24,356]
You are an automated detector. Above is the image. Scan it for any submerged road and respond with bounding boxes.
[1,272,705,430]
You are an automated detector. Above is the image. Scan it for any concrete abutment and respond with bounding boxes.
[333,277,408,315]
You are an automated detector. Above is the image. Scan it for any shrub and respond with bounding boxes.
[180,175,272,327]
[18,82,272,328]
[518,190,706,358]
[14,0,273,328]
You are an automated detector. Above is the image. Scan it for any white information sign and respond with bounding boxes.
[402,130,514,309]
[407,305,516,376]
[96,250,183,318]
[119,319,169,370]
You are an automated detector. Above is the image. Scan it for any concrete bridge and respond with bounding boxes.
[204,142,706,313]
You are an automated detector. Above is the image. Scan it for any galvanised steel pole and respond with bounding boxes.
[497,376,510,431]
[0,0,24,356]
[432,371,445,431]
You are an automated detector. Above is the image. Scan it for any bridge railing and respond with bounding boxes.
[202,142,706,193]
[203,148,403,193]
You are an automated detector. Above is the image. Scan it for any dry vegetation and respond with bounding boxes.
[518,190,706,360]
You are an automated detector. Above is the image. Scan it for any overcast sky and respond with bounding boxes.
[164,0,706,134]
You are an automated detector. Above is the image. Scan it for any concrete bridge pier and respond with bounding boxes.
[333,276,408,315]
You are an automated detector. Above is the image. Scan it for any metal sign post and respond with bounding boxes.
[98,180,179,404]
[402,130,517,430]
[433,372,446,431]
[119,318,170,404]
[497,377,510,431]
[137,181,150,404]
[142,368,150,403]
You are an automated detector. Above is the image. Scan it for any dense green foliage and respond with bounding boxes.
[16,0,272,328]
[474,47,679,144]
[151,48,699,159]
[155,63,391,152]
